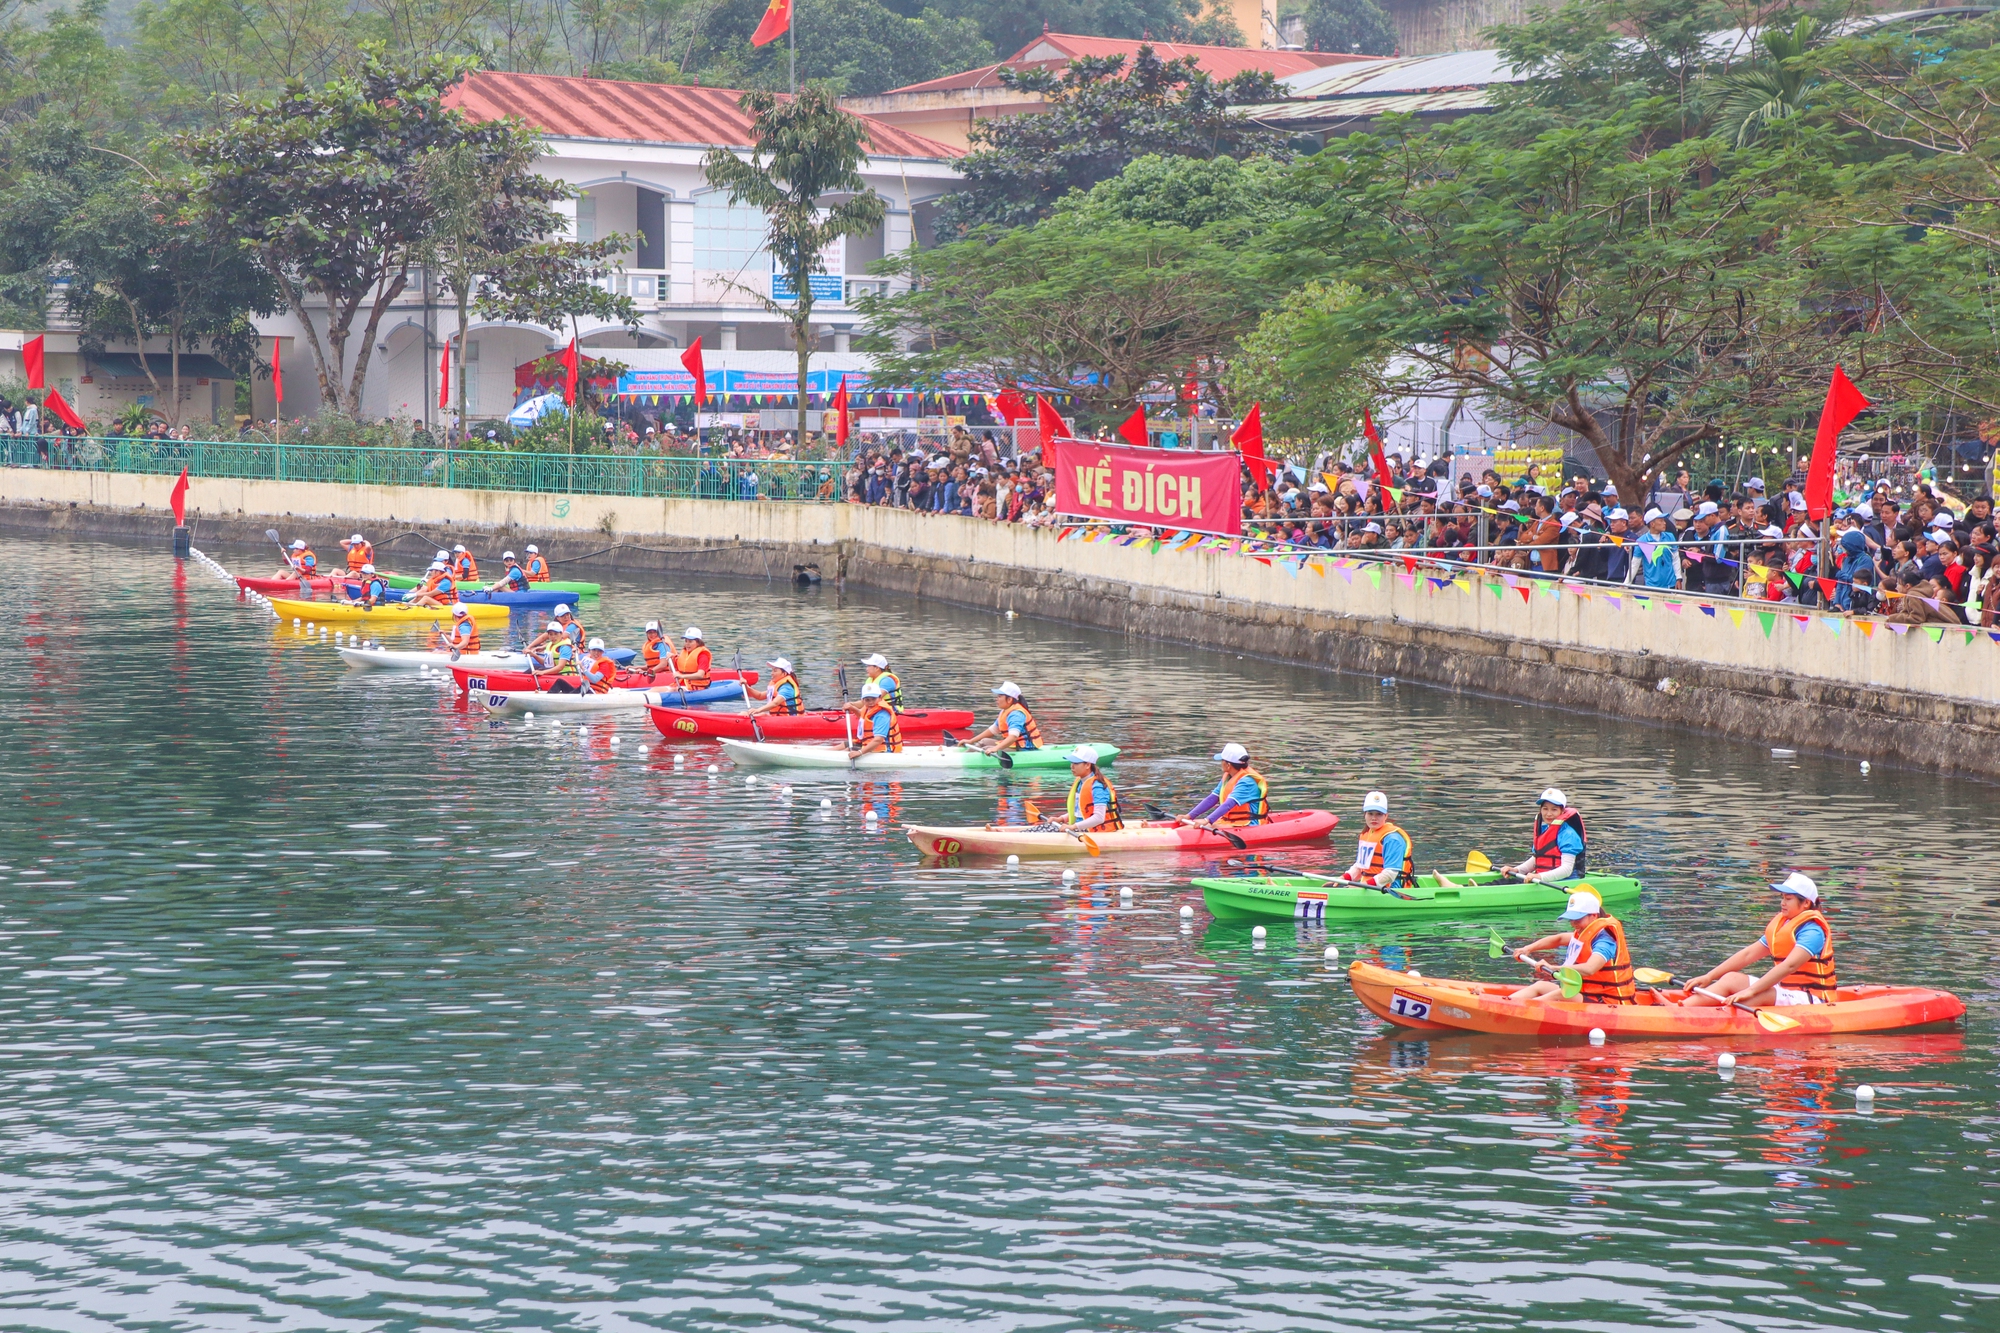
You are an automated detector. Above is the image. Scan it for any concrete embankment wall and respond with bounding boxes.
[8,466,1998,777]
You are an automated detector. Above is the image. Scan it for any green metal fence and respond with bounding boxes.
[1,437,844,502]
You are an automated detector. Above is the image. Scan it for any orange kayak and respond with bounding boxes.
[1348,961,1964,1040]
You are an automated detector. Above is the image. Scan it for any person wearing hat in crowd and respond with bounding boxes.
[967,681,1042,754]
[1507,886,1635,1004]
[669,627,712,689]
[1182,743,1269,829]
[273,538,319,580]
[1504,788,1588,884]
[1634,507,1680,589]
[485,552,531,593]
[1057,746,1122,833]
[1680,872,1837,1007]
[523,545,550,583]
[405,558,458,609]
[449,544,479,584]
[847,681,902,757]
[548,638,618,695]
[432,604,479,656]
[747,656,804,716]
[1340,791,1415,889]
[339,533,374,575]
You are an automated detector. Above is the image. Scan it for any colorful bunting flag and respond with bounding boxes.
[1757,611,1776,636]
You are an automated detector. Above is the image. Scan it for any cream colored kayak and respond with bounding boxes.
[906,809,1339,858]
[719,738,1119,770]
[479,682,745,715]
[337,646,535,672]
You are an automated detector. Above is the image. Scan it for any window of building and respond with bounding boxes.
[694,194,768,273]
[576,193,597,243]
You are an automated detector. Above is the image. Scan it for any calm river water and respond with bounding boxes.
[0,531,1994,1331]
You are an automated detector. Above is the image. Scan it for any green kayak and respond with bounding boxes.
[385,572,600,595]
[1194,870,1643,922]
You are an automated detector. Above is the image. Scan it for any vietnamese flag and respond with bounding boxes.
[1362,406,1394,490]
[680,337,707,406]
[1805,366,1870,521]
[995,388,1027,425]
[271,336,283,409]
[833,375,851,448]
[560,336,580,405]
[1232,402,1272,488]
[170,467,190,525]
[42,387,86,432]
[751,0,792,46]
[438,339,451,408]
[1116,406,1149,448]
[23,334,46,388]
[1035,394,1070,444]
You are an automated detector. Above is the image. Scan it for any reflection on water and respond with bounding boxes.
[0,531,1992,1331]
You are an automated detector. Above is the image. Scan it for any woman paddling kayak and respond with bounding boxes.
[1183,743,1269,831]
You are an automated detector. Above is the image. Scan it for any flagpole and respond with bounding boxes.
[789,9,796,94]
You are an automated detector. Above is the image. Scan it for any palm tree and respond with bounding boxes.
[1709,16,1824,147]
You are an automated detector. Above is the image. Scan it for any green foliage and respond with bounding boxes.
[1303,0,1397,57]
[934,45,1287,236]
[1221,278,1379,446]
[1704,15,1825,146]
[1050,152,1295,229]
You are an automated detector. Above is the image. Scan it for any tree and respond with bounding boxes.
[477,236,642,451]
[1303,0,1397,57]
[702,83,885,447]
[861,216,1262,420]
[754,0,993,96]
[1221,278,1378,447]
[185,53,563,417]
[934,46,1286,236]
[1704,15,1825,147]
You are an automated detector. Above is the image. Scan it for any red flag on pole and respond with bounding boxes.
[560,337,580,406]
[1116,406,1150,448]
[270,336,283,410]
[1805,366,1870,521]
[42,388,86,432]
[1035,394,1070,444]
[437,339,451,409]
[995,388,1028,425]
[1232,403,1272,488]
[1363,407,1394,490]
[22,334,45,389]
[750,0,792,46]
[680,337,707,406]
[833,375,851,448]
[169,467,190,525]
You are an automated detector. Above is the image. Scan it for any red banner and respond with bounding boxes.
[1053,438,1241,536]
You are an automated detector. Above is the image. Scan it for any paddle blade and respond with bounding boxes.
[266,528,281,543]
[1024,801,1042,822]
[1466,850,1491,874]
[1756,1007,1802,1033]
[1487,930,1506,960]
[1081,834,1100,857]
[996,750,1013,768]
[1633,967,1675,986]
[1557,966,1583,1000]
[1220,827,1247,850]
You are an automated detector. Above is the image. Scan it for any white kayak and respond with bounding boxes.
[338,646,534,672]
[717,738,1120,771]
[478,682,745,715]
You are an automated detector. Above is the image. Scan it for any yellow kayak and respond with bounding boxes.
[267,596,512,625]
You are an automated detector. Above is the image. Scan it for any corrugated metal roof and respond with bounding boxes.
[446,71,961,161]
[883,32,1379,95]
[1245,88,1497,126]
[1279,48,1525,99]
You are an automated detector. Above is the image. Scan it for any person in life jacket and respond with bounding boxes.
[544,603,584,651]
[863,653,903,711]
[1505,787,1586,883]
[1507,887,1635,1004]
[484,552,531,593]
[637,622,667,672]
[748,656,804,715]
[847,680,903,756]
[523,617,568,670]
[523,544,550,582]
[669,627,712,689]
[347,563,393,608]
[1182,743,1269,828]
[1060,745,1123,833]
[433,604,480,656]
[275,539,318,580]
[1681,872,1838,1007]
[969,681,1042,753]
[340,533,374,574]
[450,544,479,583]
[405,559,457,609]
[550,638,618,694]
[1341,790,1416,888]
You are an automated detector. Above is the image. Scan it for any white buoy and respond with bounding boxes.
[780,785,793,797]
[522,710,534,720]
[1061,869,1077,884]
[305,622,313,631]
[1772,748,1796,758]
[1855,1084,1876,1103]
[1007,854,1020,867]
[292,617,301,625]
[1119,885,1133,898]
[609,737,621,747]
[1408,968,1421,977]
[1588,1028,1606,1045]
[1324,944,1339,960]
[707,764,719,775]
[745,774,757,785]
[1251,925,1267,940]
[1180,904,1194,919]
[637,746,649,756]
[864,809,878,822]
[673,755,685,767]
[550,720,561,729]
[1860,761,1871,774]
[1718,1052,1736,1070]
[820,797,832,809]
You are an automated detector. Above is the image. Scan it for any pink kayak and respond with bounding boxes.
[905,809,1339,859]
[238,574,339,594]
[450,665,758,694]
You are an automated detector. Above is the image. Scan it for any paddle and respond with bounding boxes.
[1024,800,1099,856]
[836,664,852,748]
[1141,800,1247,849]
[1466,850,1492,874]
[1632,967,1802,1032]
[732,649,765,740]
[1225,859,1429,900]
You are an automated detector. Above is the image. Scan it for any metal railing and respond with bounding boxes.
[0,436,844,502]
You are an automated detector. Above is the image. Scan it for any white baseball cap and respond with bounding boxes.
[554,603,572,616]
[1362,521,1384,534]
[1212,742,1249,764]
[1559,887,1604,921]
[1067,745,1100,765]
[768,656,793,672]
[1744,476,1766,491]
[525,544,539,553]
[863,653,889,668]
[453,544,467,553]
[1362,790,1389,814]
[1788,491,1808,510]
[502,551,517,561]
[1558,512,1577,529]
[451,605,469,618]
[1695,501,1720,519]
[1538,787,1568,807]
[290,539,306,549]
[436,549,449,560]
[1607,507,1628,520]
[861,681,883,697]
[587,637,605,650]
[429,560,446,571]
[992,681,1022,698]
[684,626,703,640]
[1644,507,1664,522]
[348,533,364,543]
[1760,524,1785,540]
[361,563,375,573]
[644,621,661,632]
[1771,871,1819,903]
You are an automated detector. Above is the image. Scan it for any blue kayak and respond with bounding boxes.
[343,584,576,609]
[645,681,745,706]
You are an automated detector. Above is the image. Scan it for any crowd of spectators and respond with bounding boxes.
[843,426,1061,525]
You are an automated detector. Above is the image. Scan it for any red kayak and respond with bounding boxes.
[649,704,978,740]
[450,665,758,694]
[238,574,338,594]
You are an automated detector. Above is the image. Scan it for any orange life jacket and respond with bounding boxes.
[447,619,480,653]
[525,554,549,582]
[1532,807,1587,876]
[1066,771,1123,831]
[452,552,478,582]
[769,669,802,714]
[293,547,318,574]
[995,700,1042,749]
[1766,908,1837,997]
[1569,914,1634,1004]
[1215,767,1270,826]
[346,543,373,573]
[862,698,903,752]
[1353,820,1417,886]
[581,653,617,693]
[673,645,711,687]
[640,636,665,671]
